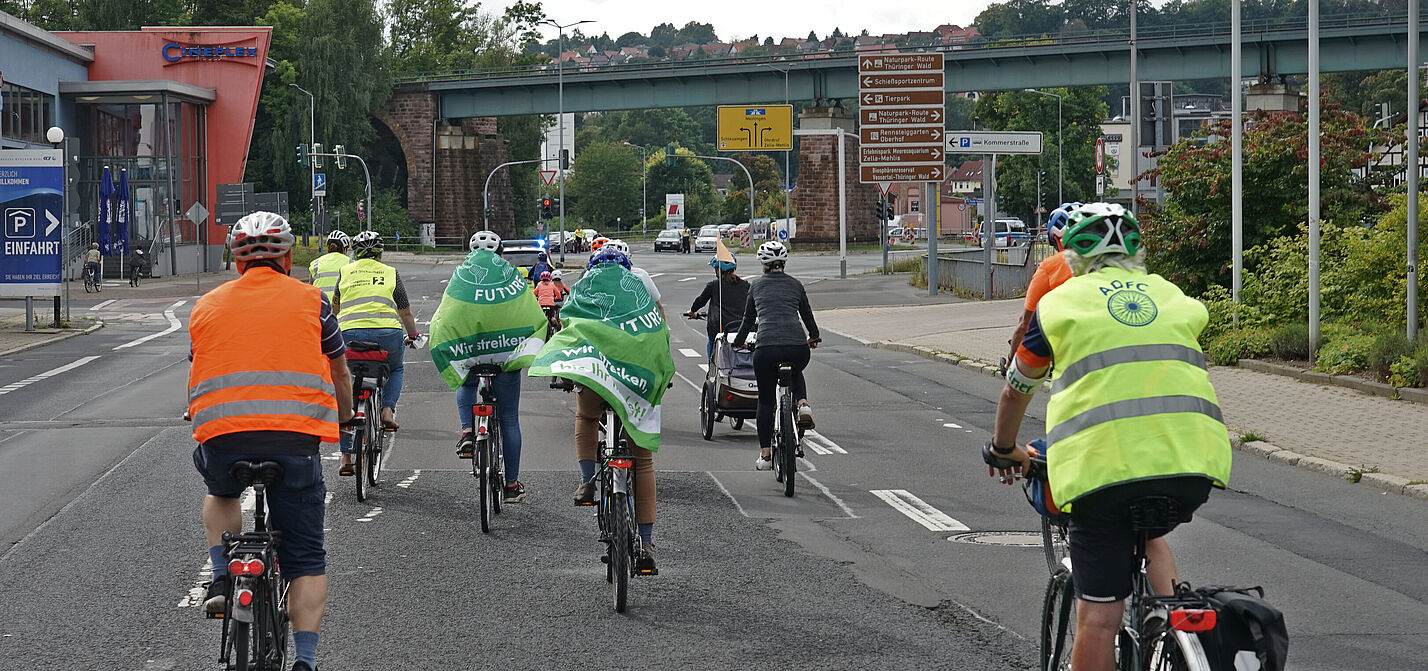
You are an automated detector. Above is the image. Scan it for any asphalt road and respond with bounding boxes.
[0,247,1423,669]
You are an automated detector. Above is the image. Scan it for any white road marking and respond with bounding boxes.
[356,506,384,522]
[870,489,969,532]
[397,470,422,488]
[706,472,751,518]
[89,299,116,311]
[678,348,701,358]
[802,474,858,518]
[804,430,847,454]
[678,276,698,282]
[697,363,709,372]
[0,356,101,396]
[113,300,185,350]
[178,491,255,608]
[806,442,831,455]
[674,371,701,391]
[647,273,665,278]
[943,422,963,429]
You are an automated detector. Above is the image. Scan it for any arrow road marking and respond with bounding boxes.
[113,300,185,350]
[871,489,969,532]
[0,355,102,396]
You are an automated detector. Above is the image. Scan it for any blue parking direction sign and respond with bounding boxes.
[0,149,64,298]
[313,172,327,197]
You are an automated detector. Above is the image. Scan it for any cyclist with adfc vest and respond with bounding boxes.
[983,203,1231,671]
[307,230,351,302]
[188,211,353,671]
[332,230,421,476]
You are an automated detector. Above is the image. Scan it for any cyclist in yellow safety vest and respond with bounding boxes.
[982,202,1231,671]
[332,230,421,476]
[308,230,351,302]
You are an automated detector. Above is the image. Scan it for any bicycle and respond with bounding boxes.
[578,393,656,612]
[988,445,1217,671]
[771,362,803,497]
[211,459,290,671]
[83,263,99,293]
[343,341,392,502]
[463,364,506,534]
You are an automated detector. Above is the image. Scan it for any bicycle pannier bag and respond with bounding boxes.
[1197,586,1288,671]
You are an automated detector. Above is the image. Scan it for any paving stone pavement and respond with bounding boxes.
[818,299,1428,486]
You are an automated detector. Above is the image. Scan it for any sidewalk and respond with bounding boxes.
[818,298,1428,495]
[0,314,101,356]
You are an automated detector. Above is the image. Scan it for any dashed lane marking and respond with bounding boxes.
[89,299,116,311]
[871,489,969,532]
[114,300,185,350]
[678,348,702,358]
[396,470,422,488]
[0,356,101,396]
[647,273,665,278]
[678,276,698,282]
[356,506,384,522]
[697,363,709,372]
[804,430,847,454]
[943,422,963,428]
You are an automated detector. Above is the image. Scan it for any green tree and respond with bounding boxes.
[568,142,643,230]
[676,21,718,44]
[386,0,482,74]
[191,0,271,25]
[1139,108,1392,294]
[974,0,1065,38]
[647,146,718,228]
[616,31,646,47]
[973,86,1109,219]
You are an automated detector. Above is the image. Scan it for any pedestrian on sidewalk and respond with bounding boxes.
[983,202,1230,671]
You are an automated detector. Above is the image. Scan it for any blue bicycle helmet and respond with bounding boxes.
[1046,202,1083,250]
[587,247,632,270]
[708,255,737,272]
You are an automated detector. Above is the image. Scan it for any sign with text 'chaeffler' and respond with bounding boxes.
[858,52,946,188]
[0,150,63,298]
[717,105,793,151]
[665,193,685,228]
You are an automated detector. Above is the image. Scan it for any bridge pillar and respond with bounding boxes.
[1246,81,1303,113]
[377,84,513,245]
[794,107,880,248]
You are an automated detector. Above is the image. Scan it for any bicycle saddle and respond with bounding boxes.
[1126,496,1182,535]
[229,460,286,487]
[471,364,504,377]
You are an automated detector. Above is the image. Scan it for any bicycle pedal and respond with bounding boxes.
[637,567,659,576]
[574,500,595,507]
[204,611,224,620]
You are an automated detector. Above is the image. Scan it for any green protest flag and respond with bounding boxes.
[429,250,549,390]
[530,263,674,450]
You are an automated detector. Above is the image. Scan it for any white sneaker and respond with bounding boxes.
[797,405,815,430]
[754,455,773,471]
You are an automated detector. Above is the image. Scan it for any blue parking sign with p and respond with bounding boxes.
[959,137,971,148]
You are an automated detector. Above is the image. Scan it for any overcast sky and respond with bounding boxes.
[531,1,999,43]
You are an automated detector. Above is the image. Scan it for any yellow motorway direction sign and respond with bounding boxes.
[717,104,793,151]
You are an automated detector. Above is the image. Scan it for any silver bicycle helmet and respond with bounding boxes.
[351,230,384,258]
[756,240,789,265]
[228,212,295,262]
[469,230,502,252]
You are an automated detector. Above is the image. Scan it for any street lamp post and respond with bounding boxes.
[542,18,594,264]
[291,84,316,233]
[762,63,794,223]
[1025,88,1063,205]
[623,142,648,238]
[46,126,68,325]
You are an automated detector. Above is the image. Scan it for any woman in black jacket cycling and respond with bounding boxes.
[732,241,820,470]
[685,255,750,359]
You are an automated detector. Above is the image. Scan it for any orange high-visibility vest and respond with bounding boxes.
[188,267,339,443]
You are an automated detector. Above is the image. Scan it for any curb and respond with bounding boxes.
[1237,358,1426,406]
[0,320,104,358]
[839,336,1428,503]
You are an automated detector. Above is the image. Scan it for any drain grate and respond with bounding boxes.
[947,531,1043,547]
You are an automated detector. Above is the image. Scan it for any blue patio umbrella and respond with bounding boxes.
[97,165,113,255]
[115,168,130,257]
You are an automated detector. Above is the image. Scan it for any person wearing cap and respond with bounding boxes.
[188,211,352,671]
[984,202,1230,671]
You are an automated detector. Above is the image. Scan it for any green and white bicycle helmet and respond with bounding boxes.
[1060,202,1142,258]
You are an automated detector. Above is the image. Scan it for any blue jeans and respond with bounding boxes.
[193,445,327,578]
[339,327,405,455]
[457,371,523,483]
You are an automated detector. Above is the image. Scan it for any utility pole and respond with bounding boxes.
[542,18,594,264]
[1232,0,1243,320]
[1025,89,1063,205]
[291,84,316,234]
[1409,0,1421,341]
[1308,0,1321,356]
[1128,1,1139,216]
[624,142,648,238]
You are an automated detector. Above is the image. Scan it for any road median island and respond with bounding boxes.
[0,315,103,357]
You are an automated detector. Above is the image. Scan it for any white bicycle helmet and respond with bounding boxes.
[605,239,630,256]
[551,269,563,280]
[351,230,384,258]
[470,230,502,252]
[756,240,789,265]
[326,230,351,249]
[228,211,295,262]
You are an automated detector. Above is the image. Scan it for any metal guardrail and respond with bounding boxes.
[395,12,1406,85]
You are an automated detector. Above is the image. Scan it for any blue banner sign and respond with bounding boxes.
[0,149,64,298]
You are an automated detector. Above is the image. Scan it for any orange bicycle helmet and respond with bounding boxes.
[590,236,609,251]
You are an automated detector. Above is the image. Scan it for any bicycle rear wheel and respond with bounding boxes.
[366,424,384,489]
[352,407,370,503]
[255,582,287,670]
[1040,568,1076,671]
[1042,516,1071,575]
[230,619,252,670]
[610,491,632,613]
[1146,628,1212,671]
[779,399,796,497]
[489,421,503,516]
[478,431,492,534]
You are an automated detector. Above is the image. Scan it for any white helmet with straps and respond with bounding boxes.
[469,230,502,252]
[756,240,789,265]
[228,211,294,262]
[326,230,351,248]
[351,230,384,257]
[605,239,630,256]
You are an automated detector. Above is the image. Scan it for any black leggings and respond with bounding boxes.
[753,345,810,447]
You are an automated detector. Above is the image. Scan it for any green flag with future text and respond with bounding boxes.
[530,263,674,450]
[429,250,548,389]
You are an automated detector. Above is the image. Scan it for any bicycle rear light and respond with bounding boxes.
[473,404,494,417]
[1169,608,1216,632]
[227,557,265,577]
[608,458,633,469]
[235,588,254,607]
[357,390,371,400]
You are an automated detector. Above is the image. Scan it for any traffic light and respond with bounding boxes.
[296,143,309,167]
[334,144,347,169]
[541,198,553,218]
[665,144,676,167]
[561,149,570,170]
[312,142,324,169]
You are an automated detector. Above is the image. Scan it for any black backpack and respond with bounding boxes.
[1193,585,1289,671]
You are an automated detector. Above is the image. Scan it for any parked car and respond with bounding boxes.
[973,218,1030,248]
[717,223,735,236]
[694,225,722,253]
[654,229,682,252]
